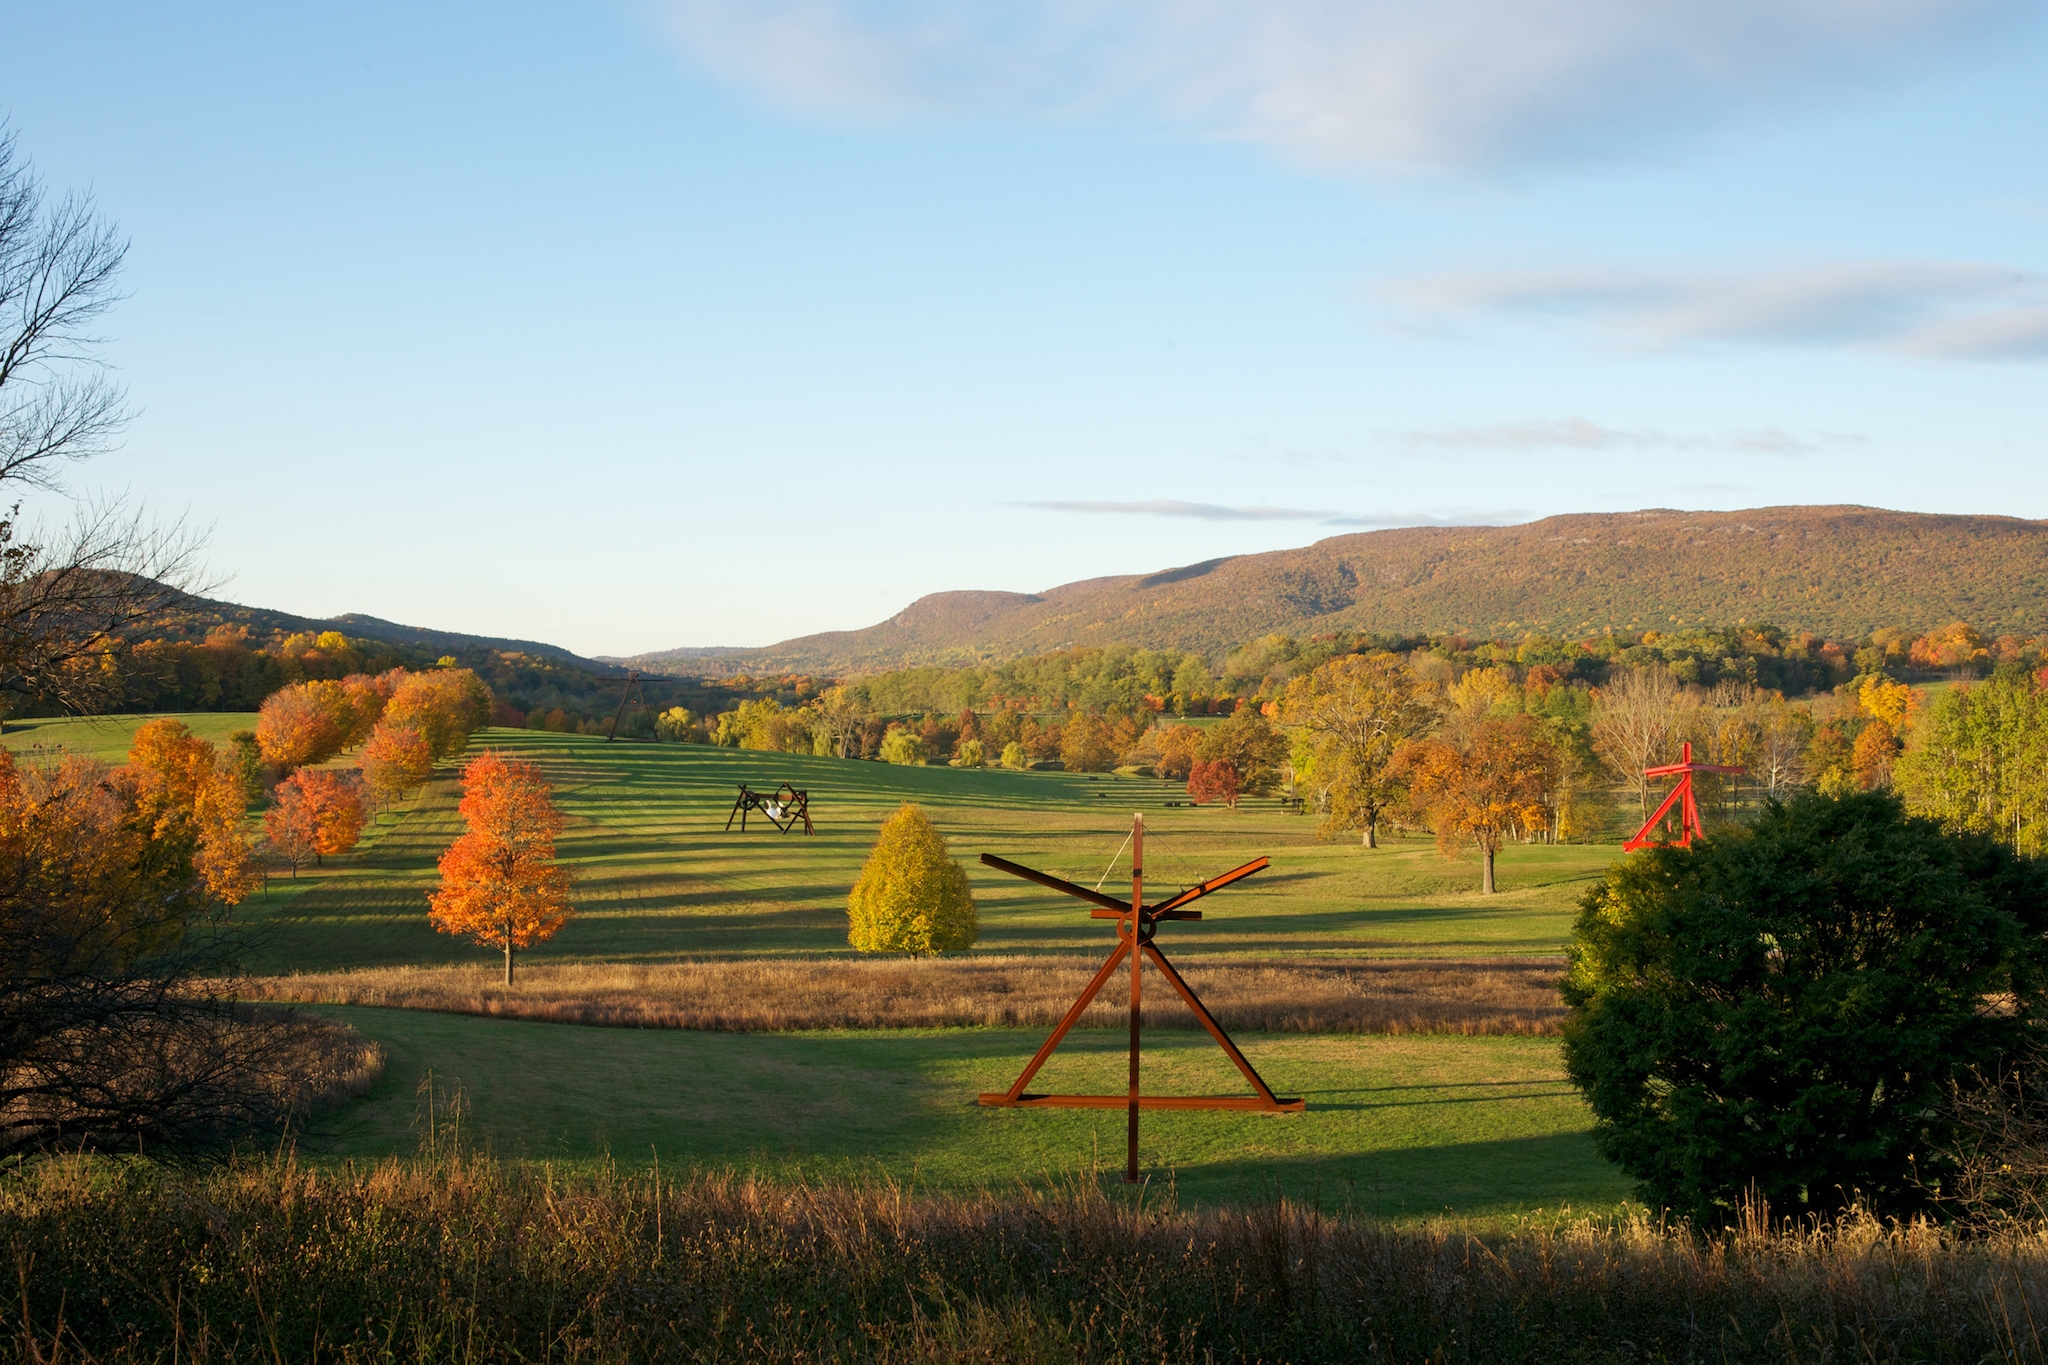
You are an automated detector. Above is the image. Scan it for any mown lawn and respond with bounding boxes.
[309,1005,1631,1220]
[0,711,260,763]
[239,728,1618,973]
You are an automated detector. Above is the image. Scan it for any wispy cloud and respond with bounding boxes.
[1016,499,1529,528]
[1018,499,1349,522]
[653,0,2012,170]
[1396,417,1865,455]
[1394,261,2048,359]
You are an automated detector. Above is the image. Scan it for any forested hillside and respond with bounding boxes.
[620,507,2048,675]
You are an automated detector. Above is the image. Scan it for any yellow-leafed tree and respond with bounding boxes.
[847,803,977,955]
[428,751,574,983]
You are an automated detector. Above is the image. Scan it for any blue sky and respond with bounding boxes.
[3,1,2043,656]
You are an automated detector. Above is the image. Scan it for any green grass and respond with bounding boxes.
[308,1004,1630,1220]
[240,728,1618,974]
[0,711,260,763]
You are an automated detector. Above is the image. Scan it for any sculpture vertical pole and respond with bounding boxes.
[1127,813,1144,1183]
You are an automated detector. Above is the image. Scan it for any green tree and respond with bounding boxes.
[1896,669,2048,856]
[1562,790,2048,1224]
[847,804,978,954]
[879,728,927,765]
[999,740,1026,770]
[1281,652,1436,847]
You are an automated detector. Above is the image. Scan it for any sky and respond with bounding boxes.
[2,1,2043,657]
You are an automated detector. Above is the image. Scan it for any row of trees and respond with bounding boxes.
[249,667,489,874]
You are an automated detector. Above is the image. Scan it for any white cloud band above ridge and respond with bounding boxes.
[1393,261,2048,359]
[655,0,2013,169]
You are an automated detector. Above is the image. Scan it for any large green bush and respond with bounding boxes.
[1562,789,2048,1224]
[847,803,978,954]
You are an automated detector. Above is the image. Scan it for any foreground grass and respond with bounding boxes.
[8,1152,2046,1364]
[238,729,1618,973]
[303,1007,1625,1218]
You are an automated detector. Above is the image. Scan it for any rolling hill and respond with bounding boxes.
[618,506,2048,676]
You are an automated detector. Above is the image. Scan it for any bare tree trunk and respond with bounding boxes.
[504,922,514,986]
[1481,841,1496,895]
[1362,820,1376,849]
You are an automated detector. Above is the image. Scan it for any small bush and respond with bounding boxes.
[847,804,977,955]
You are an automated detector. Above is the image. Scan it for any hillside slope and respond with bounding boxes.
[621,506,2048,675]
[146,597,619,672]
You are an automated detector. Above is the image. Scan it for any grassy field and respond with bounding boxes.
[308,1004,1629,1219]
[239,728,1618,973]
[0,710,260,763]
[11,720,1632,1215]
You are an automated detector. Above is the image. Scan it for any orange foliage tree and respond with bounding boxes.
[124,719,259,904]
[387,669,491,762]
[254,681,350,772]
[359,721,433,806]
[428,751,574,983]
[1395,714,1559,894]
[264,768,368,876]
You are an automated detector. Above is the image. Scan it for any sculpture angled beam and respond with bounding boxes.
[1624,741,1743,851]
[978,813,1302,1184]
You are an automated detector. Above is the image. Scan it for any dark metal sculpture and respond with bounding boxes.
[1624,741,1743,850]
[725,782,815,835]
[978,813,1302,1183]
[605,670,651,742]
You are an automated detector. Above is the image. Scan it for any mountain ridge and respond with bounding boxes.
[613,506,2048,676]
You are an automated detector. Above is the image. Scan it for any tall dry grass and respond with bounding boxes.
[8,1147,2048,1362]
[236,956,1567,1035]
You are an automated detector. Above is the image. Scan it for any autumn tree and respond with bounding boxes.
[386,668,490,762]
[1153,724,1204,781]
[359,721,434,806]
[847,803,977,955]
[1197,707,1286,792]
[254,680,350,772]
[428,751,574,984]
[264,768,367,874]
[1060,712,1117,772]
[1282,652,1436,848]
[125,719,257,903]
[1186,758,1241,808]
[1396,714,1559,894]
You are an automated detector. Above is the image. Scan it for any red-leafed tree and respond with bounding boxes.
[428,751,574,984]
[1187,758,1241,808]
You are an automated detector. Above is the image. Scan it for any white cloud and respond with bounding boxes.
[654,0,2012,169]
[1396,417,1864,454]
[1396,261,2048,359]
[1018,498,1349,522]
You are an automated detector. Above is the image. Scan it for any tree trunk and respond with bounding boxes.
[1362,820,1377,849]
[504,922,514,986]
[1481,842,1496,895]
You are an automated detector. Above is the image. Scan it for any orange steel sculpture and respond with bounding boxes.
[978,813,1303,1183]
[1623,741,1743,851]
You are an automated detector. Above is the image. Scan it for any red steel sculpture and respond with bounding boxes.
[977,813,1303,1183]
[1623,740,1743,851]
